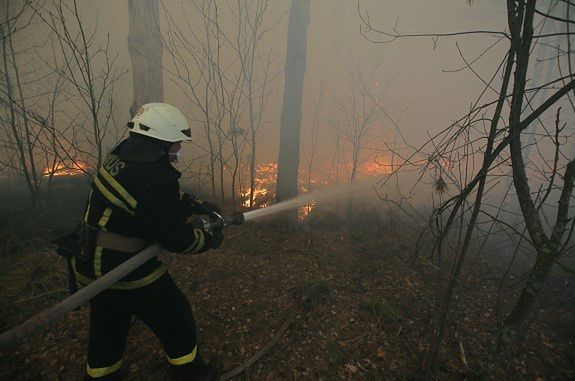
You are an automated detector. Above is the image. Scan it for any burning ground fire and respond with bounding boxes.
[43,162,87,177]
[237,163,317,220]
[238,159,392,220]
[358,160,394,177]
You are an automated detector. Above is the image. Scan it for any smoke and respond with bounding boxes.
[243,176,380,221]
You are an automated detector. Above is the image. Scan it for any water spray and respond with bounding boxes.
[242,176,378,222]
[206,176,378,227]
[0,177,378,350]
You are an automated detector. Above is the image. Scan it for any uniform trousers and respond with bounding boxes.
[85,273,202,380]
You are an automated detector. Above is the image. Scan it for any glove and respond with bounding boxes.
[181,193,221,216]
[181,193,197,217]
[195,200,221,216]
[203,214,224,250]
[207,230,224,249]
[189,217,223,250]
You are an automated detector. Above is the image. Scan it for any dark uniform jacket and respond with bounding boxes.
[75,142,210,290]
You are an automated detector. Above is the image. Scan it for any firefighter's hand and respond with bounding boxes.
[182,193,221,216]
[208,230,224,249]
[190,217,223,250]
[207,216,224,249]
[181,193,197,216]
[196,200,221,216]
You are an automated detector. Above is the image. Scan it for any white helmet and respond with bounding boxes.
[128,103,192,142]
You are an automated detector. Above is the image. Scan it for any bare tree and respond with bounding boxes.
[161,0,279,206]
[230,0,278,208]
[35,0,126,170]
[305,78,325,193]
[332,59,387,184]
[128,0,164,116]
[276,0,311,219]
[360,0,575,372]
[330,58,389,220]
[162,0,238,201]
[0,1,45,206]
[162,0,224,197]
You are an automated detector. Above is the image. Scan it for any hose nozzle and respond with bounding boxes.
[204,211,244,232]
[226,211,245,226]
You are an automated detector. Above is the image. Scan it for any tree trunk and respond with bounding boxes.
[128,0,164,117]
[346,145,359,223]
[276,0,311,215]
[492,0,575,366]
[1,6,39,207]
[504,248,555,328]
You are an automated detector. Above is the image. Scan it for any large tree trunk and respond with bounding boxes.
[504,248,555,328]
[128,0,163,117]
[276,0,311,212]
[494,0,575,363]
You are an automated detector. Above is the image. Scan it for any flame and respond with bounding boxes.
[238,162,317,220]
[238,157,394,219]
[358,158,394,177]
[43,162,86,177]
[298,200,315,221]
[240,163,277,209]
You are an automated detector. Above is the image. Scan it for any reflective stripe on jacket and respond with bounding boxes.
[75,142,209,289]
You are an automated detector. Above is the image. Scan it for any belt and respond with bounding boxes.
[96,230,149,253]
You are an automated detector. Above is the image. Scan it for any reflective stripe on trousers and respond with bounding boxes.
[86,274,200,379]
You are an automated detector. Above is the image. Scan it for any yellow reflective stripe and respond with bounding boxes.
[74,265,167,290]
[71,256,82,287]
[84,190,93,223]
[168,345,197,366]
[98,208,113,231]
[94,207,112,278]
[72,257,98,288]
[183,229,205,254]
[99,167,138,209]
[86,359,122,378]
[94,246,103,277]
[93,176,135,216]
[74,270,93,286]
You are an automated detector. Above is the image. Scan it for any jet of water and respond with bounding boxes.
[242,177,379,222]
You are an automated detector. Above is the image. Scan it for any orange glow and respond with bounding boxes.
[359,159,394,176]
[238,162,317,220]
[440,158,454,170]
[239,163,277,209]
[298,201,315,221]
[43,162,86,177]
[238,158,393,218]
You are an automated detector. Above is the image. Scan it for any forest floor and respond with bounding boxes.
[0,200,574,380]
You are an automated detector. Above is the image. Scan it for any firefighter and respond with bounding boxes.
[76,103,221,380]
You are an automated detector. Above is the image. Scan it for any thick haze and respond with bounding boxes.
[6,0,572,213]
[2,5,574,377]
[66,0,509,166]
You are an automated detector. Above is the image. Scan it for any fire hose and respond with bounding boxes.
[0,177,376,351]
[0,212,245,351]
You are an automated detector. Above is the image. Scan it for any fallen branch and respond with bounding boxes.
[219,313,297,380]
[458,340,468,367]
